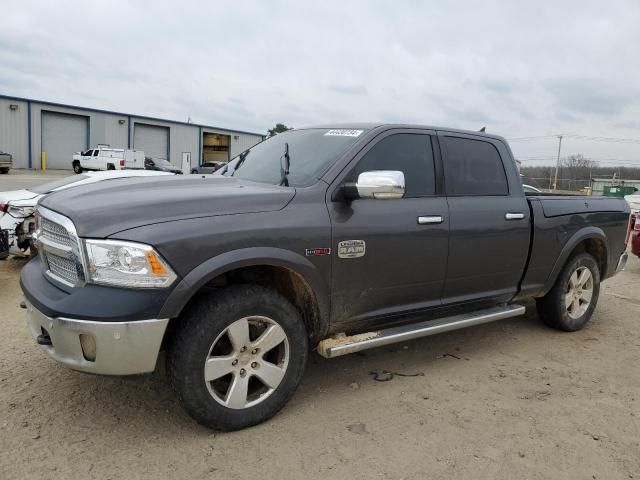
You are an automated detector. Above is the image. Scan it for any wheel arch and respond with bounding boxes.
[159,247,330,342]
[541,227,608,296]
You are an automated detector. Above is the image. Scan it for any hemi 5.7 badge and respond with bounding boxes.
[305,247,331,256]
[338,240,366,258]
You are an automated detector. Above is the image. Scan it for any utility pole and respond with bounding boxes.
[553,135,563,190]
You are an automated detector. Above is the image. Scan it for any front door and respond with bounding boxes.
[328,131,449,326]
[439,133,530,304]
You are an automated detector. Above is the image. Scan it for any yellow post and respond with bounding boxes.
[41,151,46,170]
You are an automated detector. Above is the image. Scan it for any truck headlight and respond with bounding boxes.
[84,239,177,288]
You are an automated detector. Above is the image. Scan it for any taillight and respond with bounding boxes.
[0,202,6,213]
[119,159,125,166]
[635,213,640,231]
[625,214,633,244]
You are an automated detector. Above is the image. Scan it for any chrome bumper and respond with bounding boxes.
[615,252,628,274]
[25,301,169,375]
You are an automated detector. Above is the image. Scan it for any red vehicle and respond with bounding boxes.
[629,213,640,257]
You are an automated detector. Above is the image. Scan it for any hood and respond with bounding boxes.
[0,189,39,204]
[40,176,295,237]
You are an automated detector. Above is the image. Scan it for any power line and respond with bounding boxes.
[508,135,558,142]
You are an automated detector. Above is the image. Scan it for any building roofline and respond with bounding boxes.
[0,93,264,137]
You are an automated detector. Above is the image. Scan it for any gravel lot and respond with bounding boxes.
[1,254,638,479]
[0,171,638,479]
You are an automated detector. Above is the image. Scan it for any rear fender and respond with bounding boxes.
[542,226,607,295]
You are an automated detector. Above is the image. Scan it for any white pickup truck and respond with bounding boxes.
[72,146,145,173]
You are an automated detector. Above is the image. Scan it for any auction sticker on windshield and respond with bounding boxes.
[324,129,363,137]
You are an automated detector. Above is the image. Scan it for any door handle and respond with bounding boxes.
[418,215,444,225]
[505,212,525,220]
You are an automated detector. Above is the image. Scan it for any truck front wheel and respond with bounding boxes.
[536,253,600,332]
[167,284,309,430]
[72,162,83,174]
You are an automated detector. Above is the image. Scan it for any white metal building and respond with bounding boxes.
[0,94,264,171]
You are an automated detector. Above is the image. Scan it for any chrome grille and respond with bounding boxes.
[41,217,73,246]
[45,251,80,284]
[36,207,86,287]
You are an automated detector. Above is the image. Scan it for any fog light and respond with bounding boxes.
[79,334,96,361]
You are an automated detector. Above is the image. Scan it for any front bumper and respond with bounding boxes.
[25,301,169,375]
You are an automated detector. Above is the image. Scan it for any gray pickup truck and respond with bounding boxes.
[21,124,630,430]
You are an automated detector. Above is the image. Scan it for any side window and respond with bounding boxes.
[93,150,99,156]
[83,149,93,156]
[352,134,436,197]
[442,137,508,196]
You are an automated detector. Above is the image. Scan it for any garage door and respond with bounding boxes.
[134,124,169,161]
[41,111,89,170]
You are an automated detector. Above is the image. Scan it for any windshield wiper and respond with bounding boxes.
[280,142,290,187]
[229,150,250,176]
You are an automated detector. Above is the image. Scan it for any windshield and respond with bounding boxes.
[29,175,89,194]
[220,128,365,187]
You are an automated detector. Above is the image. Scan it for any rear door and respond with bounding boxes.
[439,133,529,304]
[328,130,449,326]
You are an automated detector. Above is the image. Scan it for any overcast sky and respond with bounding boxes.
[2,0,640,166]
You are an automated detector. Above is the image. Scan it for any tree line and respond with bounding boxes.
[520,155,640,191]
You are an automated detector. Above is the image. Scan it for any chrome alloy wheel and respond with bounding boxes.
[204,316,289,409]
[565,266,593,319]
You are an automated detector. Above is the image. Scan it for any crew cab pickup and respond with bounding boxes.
[72,146,145,173]
[21,124,630,431]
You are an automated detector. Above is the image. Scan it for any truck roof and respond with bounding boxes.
[297,123,508,143]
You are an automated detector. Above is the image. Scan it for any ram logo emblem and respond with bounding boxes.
[338,240,366,259]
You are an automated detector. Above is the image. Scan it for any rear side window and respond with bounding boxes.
[93,150,99,156]
[442,137,508,196]
[352,134,435,197]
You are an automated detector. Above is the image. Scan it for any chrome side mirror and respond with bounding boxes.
[353,170,405,199]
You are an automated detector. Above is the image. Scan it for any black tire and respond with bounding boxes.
[536,252,600,332]
[191,169,198,174]
[72,162,83,174]
[0,169,9,174]
[106,163,115,171]
[167,284,309,431]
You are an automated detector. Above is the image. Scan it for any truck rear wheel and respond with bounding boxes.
[536,252,600,332]
[166,284,308,431]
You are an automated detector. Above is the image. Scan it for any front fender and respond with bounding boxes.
[542,226,607,295]
[158,246,330,330]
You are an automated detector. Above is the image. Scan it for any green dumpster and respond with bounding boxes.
[603,185,638,197]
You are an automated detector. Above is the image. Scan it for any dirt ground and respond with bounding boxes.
[0,254,638,480]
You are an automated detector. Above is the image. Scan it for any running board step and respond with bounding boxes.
[317,304,526,358]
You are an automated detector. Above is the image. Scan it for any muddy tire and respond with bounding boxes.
[536,253,600,332]
[167,284,308,431]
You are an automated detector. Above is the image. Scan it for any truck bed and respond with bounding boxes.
[519,194,629,298]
